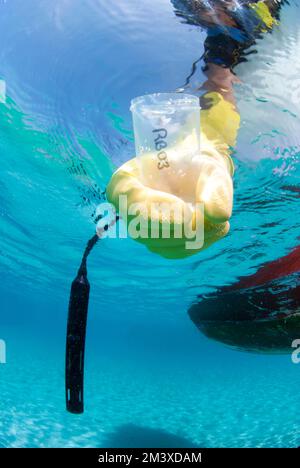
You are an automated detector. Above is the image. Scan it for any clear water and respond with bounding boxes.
[0,0,299,448]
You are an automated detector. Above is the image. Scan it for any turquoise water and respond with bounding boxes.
[0,0,300,447]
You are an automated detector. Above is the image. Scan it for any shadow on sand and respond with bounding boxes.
[103,424,198,448]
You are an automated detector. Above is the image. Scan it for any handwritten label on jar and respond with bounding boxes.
[153,128,170,170]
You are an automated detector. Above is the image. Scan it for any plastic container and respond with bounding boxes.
[130,93,200,193]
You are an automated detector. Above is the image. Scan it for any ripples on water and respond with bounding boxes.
[0,0,300,321]
[0,0,299,314]
[0,0,300,449]
[0,0,205,317]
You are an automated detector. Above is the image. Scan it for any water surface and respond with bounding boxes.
[0,0,299,448]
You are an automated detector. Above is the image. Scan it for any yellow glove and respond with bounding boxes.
[106,92,239,259]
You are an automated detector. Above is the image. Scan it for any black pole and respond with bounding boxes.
[65,215,118,414]
[65,234,98,414]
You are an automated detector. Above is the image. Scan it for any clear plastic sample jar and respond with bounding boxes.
[130,93,201,196]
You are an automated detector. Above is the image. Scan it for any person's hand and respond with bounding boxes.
[106,136,233,259]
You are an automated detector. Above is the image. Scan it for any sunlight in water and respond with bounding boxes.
[0,0,299,448]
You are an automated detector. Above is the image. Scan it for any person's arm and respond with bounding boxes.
[106,1,283,259]
[197,0,282,164]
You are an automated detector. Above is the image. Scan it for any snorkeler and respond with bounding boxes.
[107,0,282,259]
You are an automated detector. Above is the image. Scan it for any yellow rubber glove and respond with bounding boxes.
[106,92,239,259]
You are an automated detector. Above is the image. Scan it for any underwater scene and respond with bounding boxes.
[0,0,300,448]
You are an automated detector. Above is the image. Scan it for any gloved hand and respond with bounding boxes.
[106,132,234,259]
[106,91,238,259]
